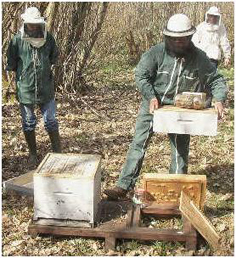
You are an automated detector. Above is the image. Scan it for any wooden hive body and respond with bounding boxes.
[33,153,101,226]
[153,105,217,136]
[143,174,206,210]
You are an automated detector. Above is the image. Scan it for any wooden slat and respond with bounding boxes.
[132,206,141,227]
[105,234,116,251]
[142,203,181,215]
[182,215,194,233]
[179,191,220,249]
[28,223,195,242]
[182,215,197,250]
[126,208,133,228]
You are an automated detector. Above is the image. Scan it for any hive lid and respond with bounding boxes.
[34,153,101,178]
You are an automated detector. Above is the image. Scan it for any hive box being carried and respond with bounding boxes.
[153,105,218,136]
[33,153,101,227]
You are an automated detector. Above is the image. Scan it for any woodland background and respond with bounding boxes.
[2,2,234,94]
[2,2,234,256]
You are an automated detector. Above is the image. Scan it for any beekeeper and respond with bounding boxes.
[6,7,61,167]
[104,14,228,200]
[192,6,231,68]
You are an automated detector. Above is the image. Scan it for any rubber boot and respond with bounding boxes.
[104,186,128,201]
[24,130,38,168]
[48,130,62,153]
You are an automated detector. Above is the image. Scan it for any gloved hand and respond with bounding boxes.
[149,98,159,114]
[214,101,224,120]
[224,58,231,67]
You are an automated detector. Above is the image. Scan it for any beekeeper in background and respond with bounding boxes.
[6,7,61,167]
[192,6,231,68]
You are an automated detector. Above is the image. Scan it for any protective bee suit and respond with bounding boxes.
[6,7,61,167]
[7,7,58,104]
[192,6,231,66]
[104,14,228,200]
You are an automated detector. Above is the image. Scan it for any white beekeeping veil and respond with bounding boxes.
[205,6,221,31]
[20,7,47,48]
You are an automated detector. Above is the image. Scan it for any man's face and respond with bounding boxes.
[165,36,192,56]
[206,14,219,25]
[25,23,44,38]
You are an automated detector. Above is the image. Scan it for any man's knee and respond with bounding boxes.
[21,110,37,131]
[44,119,58,132]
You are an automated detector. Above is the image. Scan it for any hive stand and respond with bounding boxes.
[28,201,197,251]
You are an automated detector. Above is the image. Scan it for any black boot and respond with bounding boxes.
[24,130,37,167]
[104,186,128,201]
[48,130,62,153]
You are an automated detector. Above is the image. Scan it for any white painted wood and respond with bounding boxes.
[3,170,34,196]
[153,106,217,136]
[34,153,101,225]
[34,218,92,228]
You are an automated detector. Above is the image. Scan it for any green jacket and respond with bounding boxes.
[135,42,228,105]
[6,32,59,104]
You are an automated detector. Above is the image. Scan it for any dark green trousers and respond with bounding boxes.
[117,101,190,190]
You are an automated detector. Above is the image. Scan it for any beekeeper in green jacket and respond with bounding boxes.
[6,7,61,167]
[104,14,228,200]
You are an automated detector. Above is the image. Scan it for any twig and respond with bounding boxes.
[60,91,112,121]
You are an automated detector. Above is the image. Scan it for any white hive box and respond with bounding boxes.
[33,153,101,226]
[153,105,218,136]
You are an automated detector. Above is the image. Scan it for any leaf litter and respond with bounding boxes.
[2,68,234,256]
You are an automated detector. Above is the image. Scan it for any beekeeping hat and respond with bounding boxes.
[21,7,45,24]
[205,6,221,25]
[163,14,196,37]
[206,6,221,16]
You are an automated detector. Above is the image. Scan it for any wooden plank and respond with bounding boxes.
[105,234,116,251]
[132,206,141,227]
[182,215,194,233]
[179,191,220,249]
[3,170,35,196]
[185,233,197,250]
[142,203,181,215]
[28,223,195,243]
[126,208,133,228]
[153,105,217,136]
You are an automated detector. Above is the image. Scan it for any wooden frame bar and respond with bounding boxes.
[28,202,197,251]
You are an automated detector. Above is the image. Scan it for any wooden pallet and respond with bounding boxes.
[28,200,197,251]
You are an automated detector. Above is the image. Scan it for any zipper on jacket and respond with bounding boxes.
[32,48,41,103]
[161,58,178,104]
[175,58,184,96]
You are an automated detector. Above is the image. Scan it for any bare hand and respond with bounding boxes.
[214,102,224,120]
[224,58,230,67]
[149,98,159,114]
